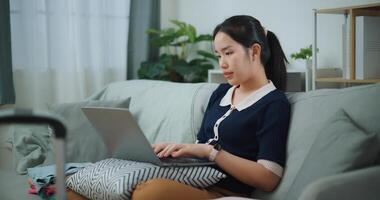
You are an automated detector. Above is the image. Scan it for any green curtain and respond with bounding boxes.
[0,0,15,105]
[127,0,160,79]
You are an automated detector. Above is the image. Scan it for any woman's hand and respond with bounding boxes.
[152,143,212,159]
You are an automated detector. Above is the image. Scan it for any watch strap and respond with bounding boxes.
[209,143,221,161]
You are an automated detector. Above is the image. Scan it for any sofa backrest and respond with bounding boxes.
[90,80,219,144]
[254,83,380,200]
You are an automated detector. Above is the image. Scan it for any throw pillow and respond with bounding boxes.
[48,98,131,163]
[67,158,226,200]
[285,109,379,200]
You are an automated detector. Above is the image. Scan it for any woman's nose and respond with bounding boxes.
[219,58,228,69]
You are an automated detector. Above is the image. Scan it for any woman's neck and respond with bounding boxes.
[231,72,268,106]
[238,69,269,94]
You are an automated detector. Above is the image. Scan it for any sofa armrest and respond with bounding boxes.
[299,165,380,200]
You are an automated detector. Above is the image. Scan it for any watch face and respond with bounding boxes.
[214,143,222,151]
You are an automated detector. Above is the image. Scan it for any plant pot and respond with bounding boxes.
[169,70,183,82]
[292,59,312,70]
[306,59,312,70]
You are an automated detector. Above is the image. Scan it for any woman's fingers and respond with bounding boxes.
[158,144,183,158]
[170,145,194,157]
[171,144,209,158]
[162,144,179,157]
[162,144,176,157]
[152,143,170,154]
[170,149,186,157]
[153,143,202,158]
[157,145,169,157]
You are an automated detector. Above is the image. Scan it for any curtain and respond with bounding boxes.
[10,0,131,108]
[127,0,160,79]
[0,0,15,105]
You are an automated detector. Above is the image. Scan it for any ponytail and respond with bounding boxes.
[265,31,288,91]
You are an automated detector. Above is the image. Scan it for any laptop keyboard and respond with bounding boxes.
[160,157,209,164]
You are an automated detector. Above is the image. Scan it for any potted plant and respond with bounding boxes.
[290,45,317,69]
[138,20,217,83]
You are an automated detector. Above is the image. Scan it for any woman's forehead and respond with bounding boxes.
[213,32,239,52]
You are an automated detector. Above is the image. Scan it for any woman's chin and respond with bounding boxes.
[226,79,238,86]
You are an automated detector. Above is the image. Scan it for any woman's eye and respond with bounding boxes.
[225,52,233,56]
[216,55,221,59]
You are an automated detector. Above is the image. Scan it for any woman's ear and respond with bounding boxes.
[250,43,261,61]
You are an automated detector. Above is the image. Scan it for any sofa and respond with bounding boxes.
[0,79,379,200]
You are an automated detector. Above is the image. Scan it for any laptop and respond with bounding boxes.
[81,107,215,167]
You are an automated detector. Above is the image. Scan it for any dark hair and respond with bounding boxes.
[213,15,288,91]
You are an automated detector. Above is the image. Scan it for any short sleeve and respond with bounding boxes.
[256,100,290,167]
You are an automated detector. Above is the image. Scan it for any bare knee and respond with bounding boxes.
[131,178,214,200]
[131,178,174,200]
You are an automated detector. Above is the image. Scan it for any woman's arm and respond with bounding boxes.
[152,143,210,158]
[214,149,281,192]
[153,143,281,192]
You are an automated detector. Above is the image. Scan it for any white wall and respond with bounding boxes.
[161,0,380,69]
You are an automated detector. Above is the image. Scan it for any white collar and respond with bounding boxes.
[219,81,276,111]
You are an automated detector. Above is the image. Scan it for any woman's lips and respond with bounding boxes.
[223,72,233,78]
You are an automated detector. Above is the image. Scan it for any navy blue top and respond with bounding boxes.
[197,83,290,195]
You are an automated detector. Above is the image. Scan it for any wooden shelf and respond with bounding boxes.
[316,77,380,83]
[312,3,380,89]
[316,3,380,14]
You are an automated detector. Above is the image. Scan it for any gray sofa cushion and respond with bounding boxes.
[299,165,380,200]
[254,83,380,199]
[89,80,219,144]
[286,109,379,200]
[48,98,131,163]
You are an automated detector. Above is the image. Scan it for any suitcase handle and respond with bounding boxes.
[0,108,67,200]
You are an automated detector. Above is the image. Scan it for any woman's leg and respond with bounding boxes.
[131,178,224,200]
[67,189,88,200]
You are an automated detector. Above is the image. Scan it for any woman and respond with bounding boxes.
[132,15,290,199]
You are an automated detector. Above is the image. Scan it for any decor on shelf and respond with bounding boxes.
[138,20,217,83]
[290,45,318,69]
[291,45,314,60]
[312,3,380,89]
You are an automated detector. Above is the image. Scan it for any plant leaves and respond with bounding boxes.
[197,50,218,61]
[138,61,168,80]
[195,34,213,42]
[171,20,187,29]
[150,36,173,47]
[186,24,197,43]
[291,45,319,60]
[146,28,161,35]
[189,58,208,66]
[140,20,217,82]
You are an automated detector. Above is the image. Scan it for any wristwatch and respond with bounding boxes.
[209,142,222,161]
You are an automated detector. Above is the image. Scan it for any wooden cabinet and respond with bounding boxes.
[312,3,380,90]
